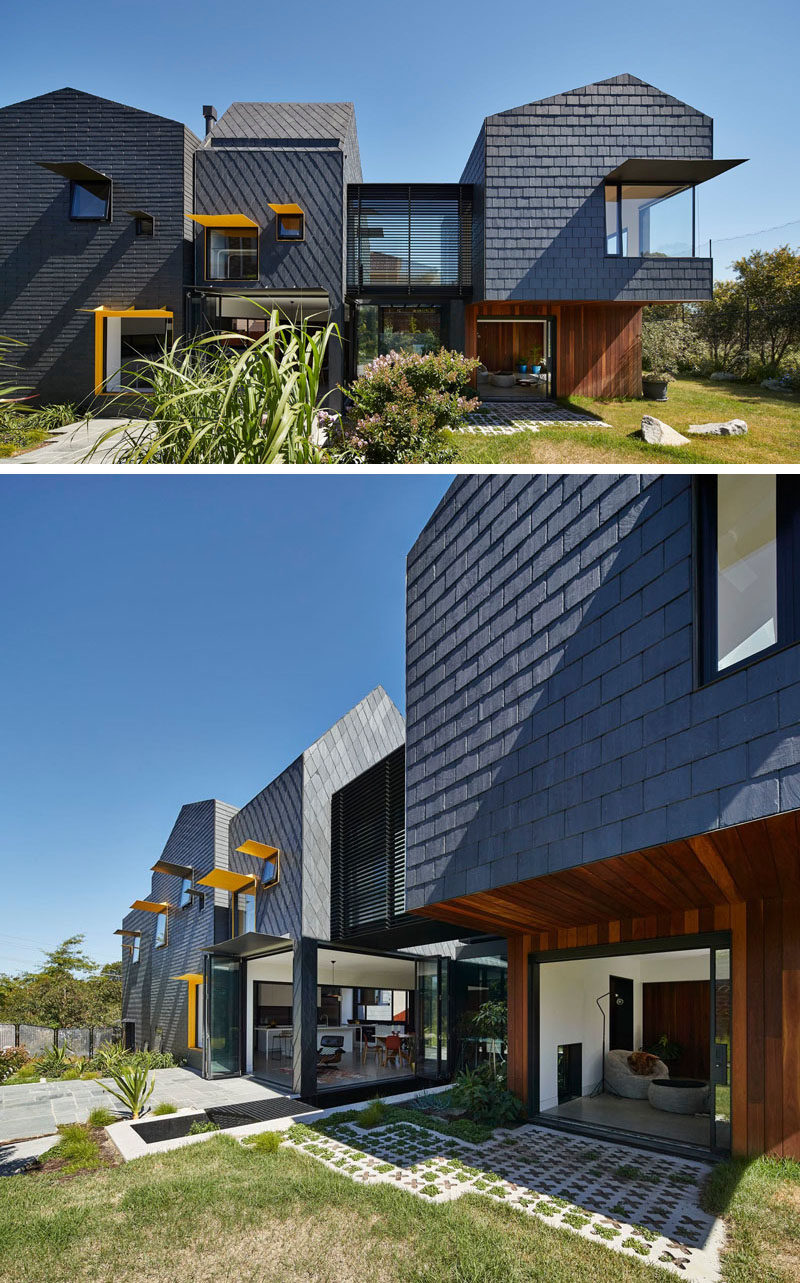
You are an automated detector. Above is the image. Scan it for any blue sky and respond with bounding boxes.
[0,475,451,973]
[3,0,799,275]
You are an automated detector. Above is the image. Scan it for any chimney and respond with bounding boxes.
[202,105,217,137]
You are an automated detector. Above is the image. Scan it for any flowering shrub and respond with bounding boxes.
[329,348,479,463]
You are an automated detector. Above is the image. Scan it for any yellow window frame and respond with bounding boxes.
[92,307,173,396]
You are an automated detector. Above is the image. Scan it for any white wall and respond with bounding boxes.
[538,948,711,1112]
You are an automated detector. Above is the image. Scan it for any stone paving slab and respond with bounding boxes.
[0,419,136,465]
[459,400,609,435]
[281,1119,724,1282]
[0,1134,58,1177]
[0,1067,288,1140]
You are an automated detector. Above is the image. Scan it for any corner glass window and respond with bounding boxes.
[154,912,168,949]
[130,937,140,965]
[70,178,111,221]
[276,212,304,241]
[179,876,192,908]
[605,183,694,257]
[717,476,777,671]
[102,315,172,393]
[206,227,258,280]
[698,476,800,681]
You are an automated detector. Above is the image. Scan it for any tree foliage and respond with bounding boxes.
[0,936,121,1031]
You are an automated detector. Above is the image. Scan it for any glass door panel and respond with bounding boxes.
[416,957,450,1080]
[710,946,731,1152]
[204,956,241,1078]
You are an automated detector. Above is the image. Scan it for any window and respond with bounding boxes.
[206,227,258,280]
[231,892,256,937]
[70,178,111,221]
[135,214,154,237]
[194,983,204,1049]
[698,476,800,680]
[130,937,140,965]
[179,876,192,908]
[97,312,173,393]
[605,183,694,257]
[276,211,304,241]
[154,911,168,949]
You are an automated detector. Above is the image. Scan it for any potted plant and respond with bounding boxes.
[642,371,674,402]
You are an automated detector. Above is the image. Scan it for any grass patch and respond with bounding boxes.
[0,1136,671,1283]
[705,1155,800,1283]
[242,1131,281,1154]
[38,1125,104,1175]
[321,1104,495,1144]
[87,1108,117,1129]
[151,1103,177,1116]
[451,376,800,464]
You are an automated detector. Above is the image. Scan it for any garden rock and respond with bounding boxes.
[687,419,748,436]
[639,415,689,446]
[710,372,736,381]
[761,378,786,391]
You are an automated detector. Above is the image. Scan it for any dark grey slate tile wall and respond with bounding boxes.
[0,88,199,404]
[121,798,235,1055]
[460,74,714,302]
[461,126,485,300]
[194,148,346,303]
[405,475,800,911]
[228,758,305,941]
[301,686,406,940]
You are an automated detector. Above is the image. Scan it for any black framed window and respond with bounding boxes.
[179,876,192,908]
[697,476,800,682]
[276,212,304,241]
[206,227,258,280]
[154,911,168,949]
[70,178,111,221]
[135,214,154,237]
[605,182,695,257]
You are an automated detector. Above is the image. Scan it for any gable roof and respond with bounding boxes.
[493,74,708,122]
[0,86,193,130]
[211,101,356,145]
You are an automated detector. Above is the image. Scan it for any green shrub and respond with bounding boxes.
[244,1130,281,1153]
[188,1119,220,1135]
[87,1107,117,1128]
[37,1043,73,1078]
[101,1064,154,1119]
[0,1046,29,1084]
[152,1101,178,1115]
[451,1064,524,1127]
[83,312,336,465]
[92,1040,128,1073]
[357,1098,387,1129]
[40,1124,102,1174]
[128,1050,178,1071]
[332,348,479,463]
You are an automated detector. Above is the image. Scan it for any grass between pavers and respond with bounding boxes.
[0,1134,672,1283]
[451,377,800,464]
[705,1156,800,1283]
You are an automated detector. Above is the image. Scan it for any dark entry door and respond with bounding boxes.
[203,955,242,1078]
[609,975,634,1050]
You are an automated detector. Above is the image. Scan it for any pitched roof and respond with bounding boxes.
[211,101,355,144]
[493,74,707,121]
[0,86,192,129]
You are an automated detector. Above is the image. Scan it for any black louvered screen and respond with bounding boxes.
[331,747,408,940]
[347,185,472,295]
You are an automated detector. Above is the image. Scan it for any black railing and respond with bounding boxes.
[347,184,472,295]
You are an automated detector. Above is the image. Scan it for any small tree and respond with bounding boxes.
[470,1000,507,1079]
[691,281,746,370]
[734,245,800,368]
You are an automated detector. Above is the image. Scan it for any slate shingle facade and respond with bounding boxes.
[404,475,800,909]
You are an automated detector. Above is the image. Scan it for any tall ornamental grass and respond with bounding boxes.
[84,310,338,464]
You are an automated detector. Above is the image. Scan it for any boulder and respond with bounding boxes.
[710,371,736,381]
[639,415,689,446]
[761,378,786,391]
[687,419,748,436]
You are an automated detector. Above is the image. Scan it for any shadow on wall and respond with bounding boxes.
[410,473,783,910]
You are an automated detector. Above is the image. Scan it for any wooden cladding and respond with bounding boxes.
[642,980,711,1079]
[465,300,643,398]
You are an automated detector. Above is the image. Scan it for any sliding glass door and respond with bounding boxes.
[416,957,450,1081]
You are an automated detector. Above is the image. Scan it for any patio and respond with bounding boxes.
[0,1066,290,1142]
[460,400,609,435]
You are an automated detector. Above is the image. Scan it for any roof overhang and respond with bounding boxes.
[114,928,141,937]
[37,161,111,182]
[130,899,170,914]
[604,158,746,185]
[204,931,292,959]
[268,203,303,215]
[188,213,258,228]
[151,859,194,879]
[236,840,279,861]
[196,869,258,894]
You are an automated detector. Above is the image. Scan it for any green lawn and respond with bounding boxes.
[452,377,800,465]
[0,1134,797,1283]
